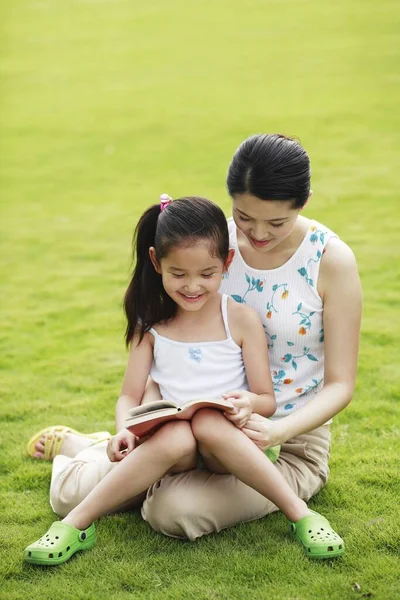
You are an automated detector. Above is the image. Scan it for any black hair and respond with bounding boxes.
[226,134,311,209]
[124,196,229,346]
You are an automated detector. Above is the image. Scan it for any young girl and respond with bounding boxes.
[24,195,344,565]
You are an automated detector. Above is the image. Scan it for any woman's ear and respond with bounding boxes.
[223,248,235,273]
[300,190,313,211]
[149,247,161,274]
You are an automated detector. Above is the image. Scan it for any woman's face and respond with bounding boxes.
[232,193,301,253]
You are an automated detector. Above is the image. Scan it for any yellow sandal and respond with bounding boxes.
[27,426,111,461]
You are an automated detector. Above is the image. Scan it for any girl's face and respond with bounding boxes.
[150,241,234,312]
[232,193,303,253]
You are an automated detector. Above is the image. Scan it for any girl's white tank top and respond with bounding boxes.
[149,294,248,405]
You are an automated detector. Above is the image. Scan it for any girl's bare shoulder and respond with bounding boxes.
[131,329,155,350]
[227,297,264,344]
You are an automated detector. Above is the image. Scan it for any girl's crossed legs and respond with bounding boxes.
[26,410,339,564]
[52,409,310,529]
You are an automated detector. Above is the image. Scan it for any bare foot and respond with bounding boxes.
[34,433,94,460]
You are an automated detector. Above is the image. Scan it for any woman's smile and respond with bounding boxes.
[248,236,272,248]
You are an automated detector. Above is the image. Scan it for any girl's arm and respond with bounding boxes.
[115,332,154,432]
[224,302,276,427]
[244,239,362,448]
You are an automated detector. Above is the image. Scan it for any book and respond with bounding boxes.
[124,398,235,438]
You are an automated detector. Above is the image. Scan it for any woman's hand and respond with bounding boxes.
[222,390,256,428]
[107,428,137,462]
[241,413,285,450]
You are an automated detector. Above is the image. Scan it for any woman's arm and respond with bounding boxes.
[115,332,154,431]
[244,239,362,448]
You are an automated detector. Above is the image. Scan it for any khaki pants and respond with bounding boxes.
[50,425,330,541]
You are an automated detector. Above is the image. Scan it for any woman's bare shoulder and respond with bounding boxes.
[318,238,361,300]
[323,237,357,266]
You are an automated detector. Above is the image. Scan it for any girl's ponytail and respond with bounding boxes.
[124,204,174,345]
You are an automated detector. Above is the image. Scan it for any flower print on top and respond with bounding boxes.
[220,218,339,419]
[297,248,323,288]
[264,327,277,349]
[231,273,264,304]
[292,302,317,335]
[271,369,293,394]
[296,225,330,288]
[309,225,326,245]
[266,283,289,319]
[281,345,318,372]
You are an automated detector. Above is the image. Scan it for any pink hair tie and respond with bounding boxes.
[160,193,173,212]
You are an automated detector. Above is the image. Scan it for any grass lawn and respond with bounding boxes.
[1,1,399,598]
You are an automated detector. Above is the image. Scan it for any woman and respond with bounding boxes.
[28,134,362,549]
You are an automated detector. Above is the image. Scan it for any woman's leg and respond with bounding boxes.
[142,424,330,541]
[62,420,197,530]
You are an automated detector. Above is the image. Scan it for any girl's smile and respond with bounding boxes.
[177,292,205,303]
[150,241,234,313]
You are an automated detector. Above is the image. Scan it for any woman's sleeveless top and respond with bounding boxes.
[220,218,338,419]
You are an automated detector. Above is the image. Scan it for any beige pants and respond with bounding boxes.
[50,425,330,541]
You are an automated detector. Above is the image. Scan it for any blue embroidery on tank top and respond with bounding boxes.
[188,348,202,363]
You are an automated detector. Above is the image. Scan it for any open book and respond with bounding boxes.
[124,398,234,438]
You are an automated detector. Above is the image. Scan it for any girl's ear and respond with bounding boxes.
[300,190,313,211]
[149,247,161,274]
[223,248,235,273]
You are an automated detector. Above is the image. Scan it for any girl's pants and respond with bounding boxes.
[50,425,330,541]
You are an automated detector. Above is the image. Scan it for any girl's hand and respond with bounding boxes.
[242,413,285,450]
[107,428,137,462]
[222,390,255,428]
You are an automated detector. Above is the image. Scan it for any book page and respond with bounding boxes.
[127,400,178,417]
[181,397,235,411]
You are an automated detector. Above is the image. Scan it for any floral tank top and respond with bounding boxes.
[220,218,338,419]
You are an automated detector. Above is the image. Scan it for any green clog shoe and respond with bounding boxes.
[24,521,96,566]
[289,510,344,559]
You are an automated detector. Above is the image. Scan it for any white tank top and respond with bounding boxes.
[220,218,338,419]
[149,294,248,405]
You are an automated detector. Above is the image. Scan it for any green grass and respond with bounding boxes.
[1,0,399,598]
